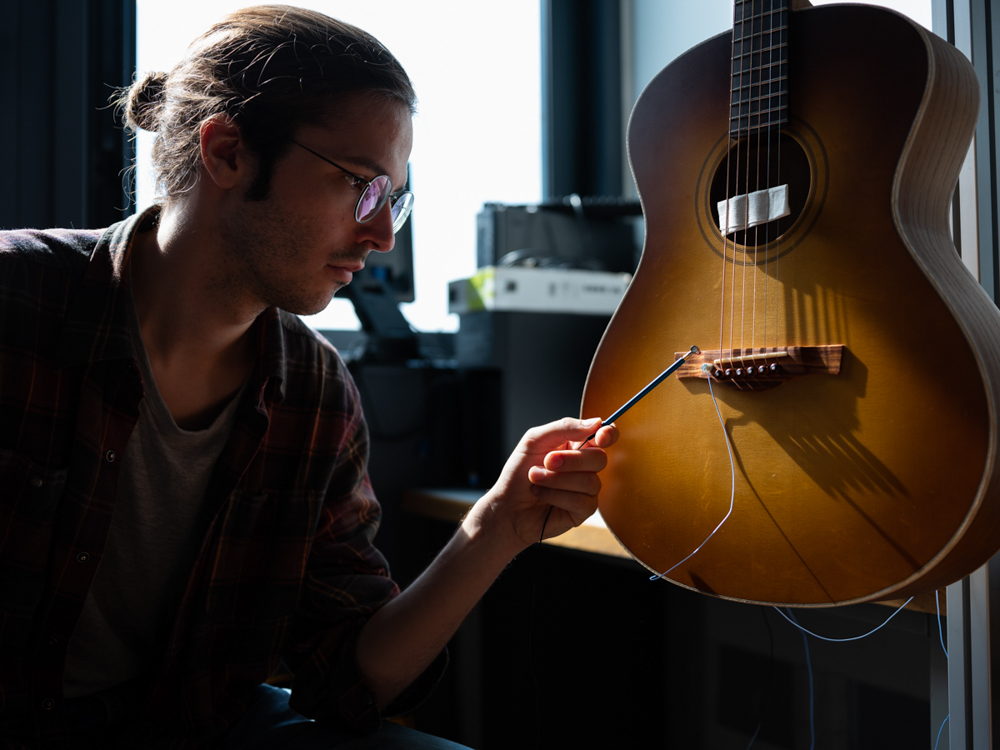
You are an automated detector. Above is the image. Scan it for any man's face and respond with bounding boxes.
[219,92,413,316]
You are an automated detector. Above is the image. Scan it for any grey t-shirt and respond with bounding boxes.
[63,283,245,698]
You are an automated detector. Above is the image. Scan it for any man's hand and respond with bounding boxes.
[466,417,620,554]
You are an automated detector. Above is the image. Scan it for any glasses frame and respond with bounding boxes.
[289,139,413,233]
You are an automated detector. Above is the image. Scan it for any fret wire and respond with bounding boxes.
[732,123,789,138]
[731,106,789,121]
[733,18,788,34]
[732,58,787,74]
[733,41,789,59]
[734,1,789,15]
[730,103,789,123]
[735,28,789,42]
[733,37,788,56]
[732,74,789,90]
[733,36,789,52]
[729,114,788,124]
[734,28,788,44]
[732,57,788,73]
[731,121,790,135]
[732,80,790,95]
[734,5,788,25]
[731,99,789,116]
[732,93,789,108]
[732,76,790,95]
[734,19,788,35]
[731,91,789,105]
[730,96,789,112]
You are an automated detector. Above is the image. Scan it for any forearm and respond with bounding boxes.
[354,418,617,710]
[354,498,524,709]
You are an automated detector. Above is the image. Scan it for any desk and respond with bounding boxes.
[403,487,630,560]
[403,487,946,748]
[403,487,943,614]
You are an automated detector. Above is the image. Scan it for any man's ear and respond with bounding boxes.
[199,116,251,190]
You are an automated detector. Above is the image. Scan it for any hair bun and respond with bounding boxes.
[124,71,167,132]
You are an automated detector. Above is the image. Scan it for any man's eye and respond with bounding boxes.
[343,174,366,191]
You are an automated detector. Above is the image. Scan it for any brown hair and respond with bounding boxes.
[118,5,416,201]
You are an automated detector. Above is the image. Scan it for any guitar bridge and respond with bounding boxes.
[674,345,845,390]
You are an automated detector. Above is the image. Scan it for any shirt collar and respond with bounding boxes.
[256,306,288,404]
[56,207,154,368]
[56,206,288,404]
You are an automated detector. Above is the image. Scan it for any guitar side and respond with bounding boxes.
[581,5,995,606]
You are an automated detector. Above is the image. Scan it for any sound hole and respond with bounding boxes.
[709,132,811,247]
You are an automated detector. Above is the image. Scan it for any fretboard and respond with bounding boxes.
[730,0,790,136]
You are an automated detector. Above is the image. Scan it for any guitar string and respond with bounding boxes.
[762,0,776,362]
[774,597,915,643]
[760,0,783,364]
[740,0,754,365]
[750,0,774,362]
[750,0,767,360]
[740,0,764,368]
[728,0,752,365]
[740,0,770,368]
[732,8,747,367]
[760,0,768,362]
[772,0,784,358]
[722,1,739,359]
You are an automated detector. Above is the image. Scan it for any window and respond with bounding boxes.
[135,0,542,332]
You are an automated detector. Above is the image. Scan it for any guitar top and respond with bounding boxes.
[581,1,998,606]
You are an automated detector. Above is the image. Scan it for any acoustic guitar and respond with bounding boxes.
[581,0,1000,606]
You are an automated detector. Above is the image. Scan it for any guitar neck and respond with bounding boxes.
[731,0,790,137]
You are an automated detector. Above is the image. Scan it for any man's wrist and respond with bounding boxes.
[460,491,531,563]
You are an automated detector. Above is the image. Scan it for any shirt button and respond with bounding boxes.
[46,635,58,647]
[41,698,55,711]
[105,449,116,463]
[76,552,90,563]
[28,476,43,489]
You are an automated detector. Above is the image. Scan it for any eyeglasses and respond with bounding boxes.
[289,139,414,233]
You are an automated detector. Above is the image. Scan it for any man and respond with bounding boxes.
[0,6,618,748]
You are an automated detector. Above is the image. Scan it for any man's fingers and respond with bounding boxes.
[542,447,608,473]
[528,466,602,496]
[591,423,619,449]
[522,417,603,452]
[530,485,599,522]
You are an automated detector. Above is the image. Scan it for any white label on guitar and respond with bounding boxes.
[718,184,790,235]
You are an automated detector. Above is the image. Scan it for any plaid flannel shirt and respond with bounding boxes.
[0,209,444,749]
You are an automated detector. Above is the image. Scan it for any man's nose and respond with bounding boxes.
[361,203,396,253]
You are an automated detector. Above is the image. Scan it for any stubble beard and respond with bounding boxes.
[218,193,366,317]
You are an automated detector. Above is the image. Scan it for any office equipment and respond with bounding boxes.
[448,266,629,316]
[476,198,640,272]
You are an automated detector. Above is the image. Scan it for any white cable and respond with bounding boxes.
[651,374,735,580]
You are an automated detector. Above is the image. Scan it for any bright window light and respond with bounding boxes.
[135,1,542,333]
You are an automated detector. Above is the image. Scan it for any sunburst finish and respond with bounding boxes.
[581,4,1000,606]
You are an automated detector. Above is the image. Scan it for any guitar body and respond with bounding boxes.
[582,4,1000,606]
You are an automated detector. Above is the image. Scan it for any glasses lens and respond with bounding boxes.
[390,192,414,233]
[355,176,392,223]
